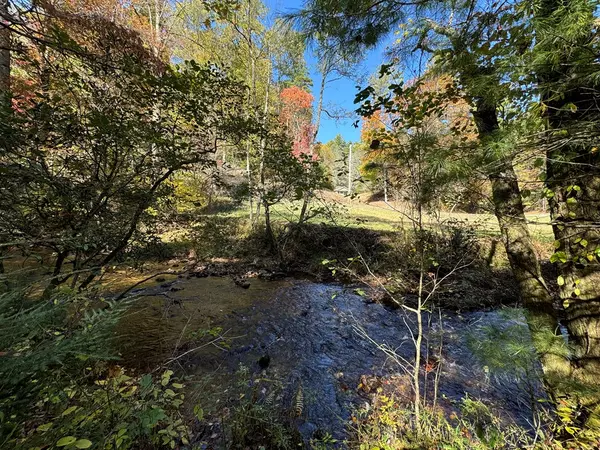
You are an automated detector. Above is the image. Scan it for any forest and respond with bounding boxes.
[1,0,600,448]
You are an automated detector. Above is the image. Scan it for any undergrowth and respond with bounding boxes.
[351,393,562,450]
[224,365,302,449]
[0,286,191,449]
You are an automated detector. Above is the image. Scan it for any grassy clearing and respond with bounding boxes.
[161,192,554,280]
[334,198,553,241]
[199,192,554,240]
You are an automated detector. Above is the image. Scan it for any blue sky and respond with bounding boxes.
[265,0,391,144]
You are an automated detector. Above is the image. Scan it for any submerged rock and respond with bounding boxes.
[258,354,271,369]
[232,276,250,289]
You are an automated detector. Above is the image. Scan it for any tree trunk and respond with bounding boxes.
[42,250,68,298]
[347,143,353,195]
[297,66,328,226]
[545,87,600,391]
[313,68,327,143]
[78,168,176,290]
[383,163,388,203]
[256,62,270,219]
[535,0,600,429]
[263,201,280,258]
[0,0,9,278]
[473,99,571,390]
[246,142,254,223]
[297,192,310,225]
[0,0,9,95]
[244,6,256,225]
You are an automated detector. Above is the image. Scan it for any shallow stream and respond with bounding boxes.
[116,275,545,443]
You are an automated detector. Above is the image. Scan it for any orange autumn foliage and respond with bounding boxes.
[360,75,477,165]
[279,86,315,157]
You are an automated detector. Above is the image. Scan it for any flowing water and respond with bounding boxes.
[116,275,545,443]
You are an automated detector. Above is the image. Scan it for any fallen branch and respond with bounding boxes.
[116,270,184,300]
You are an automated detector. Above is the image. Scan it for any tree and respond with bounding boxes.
[319,134,351,191]
[360,74,478,205]
[269,19,311,90]
[279,85,314,158]
[0,2,249,292]
[361,108,406,203]
[298,0,573,415]
[257,119,324,254]
[533,0,600,431]
[407,7,572,392]
[0,0,9,95]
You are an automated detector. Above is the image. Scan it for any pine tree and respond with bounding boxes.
[297,0,572,399]
[533,0,600,430]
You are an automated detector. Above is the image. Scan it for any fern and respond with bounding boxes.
[265,390,276,407]
[0,289,127,387]
[294,382,304,417]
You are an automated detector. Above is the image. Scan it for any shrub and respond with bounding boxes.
[189,216,247,259]
[10,368,190,450]
[352,393,543,449]
[0,287,190,449]
[225,365,302,449]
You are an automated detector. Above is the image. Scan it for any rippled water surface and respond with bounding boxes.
[115,275,544,441]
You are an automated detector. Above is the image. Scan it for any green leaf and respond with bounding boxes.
[550,252,568,263]
[142,407,166,428]
[557,276,565,286]
[57,436,77,447]
[140,374,152,389]
[194,405,204,421]
[37,422,53,432]
[554,240,561,249]
[74,439,92,449]
[61,406,78,417]
[161,370,174,386]
[574,288,581,296]
[580,239,588,248]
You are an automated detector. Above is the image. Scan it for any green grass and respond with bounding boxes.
[203,194,554,241]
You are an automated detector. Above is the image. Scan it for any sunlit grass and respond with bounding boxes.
[206,193,554,240]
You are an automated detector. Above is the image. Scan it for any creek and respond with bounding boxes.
[115,275,545,443]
